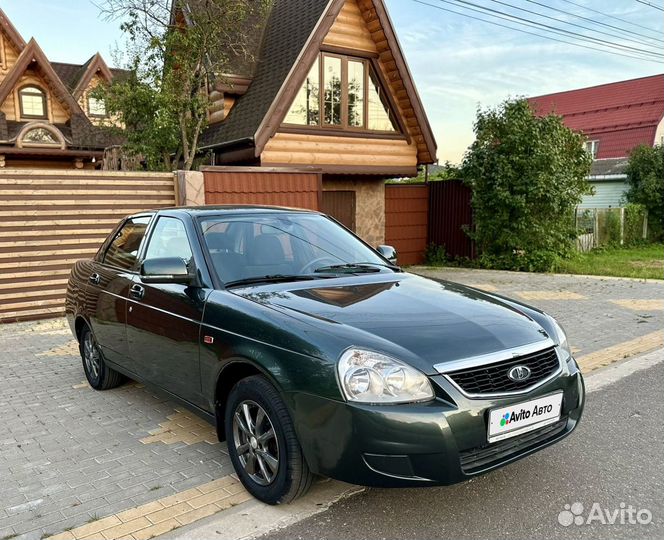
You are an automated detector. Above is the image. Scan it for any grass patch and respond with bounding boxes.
[554,244,663,280]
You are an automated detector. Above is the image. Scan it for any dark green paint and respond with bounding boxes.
[66,206,585,488]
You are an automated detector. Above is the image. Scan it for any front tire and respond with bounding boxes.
[79,325,124,390]
[225,375,313,504]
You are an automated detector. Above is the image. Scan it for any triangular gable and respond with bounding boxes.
[0,38,86,117]
[0,8,26,54]
[71,53,114,99]
[254,0,436,163]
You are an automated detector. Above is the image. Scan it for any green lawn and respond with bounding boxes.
[554,244,664,280]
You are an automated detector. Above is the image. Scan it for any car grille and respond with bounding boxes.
[447,346,560,395]
[460,418,568,473]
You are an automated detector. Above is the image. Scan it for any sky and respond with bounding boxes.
[2,0,663,164]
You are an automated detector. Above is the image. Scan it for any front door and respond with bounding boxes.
[322,190,356,232]
[126,216,206,407]
[87,216,151,371]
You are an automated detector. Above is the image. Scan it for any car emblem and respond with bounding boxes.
[507,365,531,382]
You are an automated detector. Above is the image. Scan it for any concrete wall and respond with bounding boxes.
[322,176,385,247]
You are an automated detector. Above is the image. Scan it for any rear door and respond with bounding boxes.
[126,215,207,407]
[87,216,151,371]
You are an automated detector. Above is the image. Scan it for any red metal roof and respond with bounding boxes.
[528,74,664,159]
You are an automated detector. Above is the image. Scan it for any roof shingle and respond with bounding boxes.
[199,0,330,149]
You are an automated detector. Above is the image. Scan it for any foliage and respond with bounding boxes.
[601,209,622,247]
[91,71,178,170]
[96,0,270,170]
[424,243,447,265]
[554,243,663,280]
[624,203,648,246]
[389,161,463,184]
[462,99,592,271]
[625,144,664,240]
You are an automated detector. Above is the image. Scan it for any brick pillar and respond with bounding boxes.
[176,170,206,206]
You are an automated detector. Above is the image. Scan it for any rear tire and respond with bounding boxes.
[79,325,124,390]
[225,375,313,504]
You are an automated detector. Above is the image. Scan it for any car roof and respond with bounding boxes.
[134,205,321,219]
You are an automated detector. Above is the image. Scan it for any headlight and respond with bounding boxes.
[337,349,435,404]
[548,315,572,359]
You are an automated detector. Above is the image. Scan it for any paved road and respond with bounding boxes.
[264,355,664,540]
[0,319,234,540]
[1,269,661,539]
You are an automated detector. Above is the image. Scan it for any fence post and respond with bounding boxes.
[176,170,206,206]
[643,209,649,240]
[593,209,599,248]
[620,207,625,246]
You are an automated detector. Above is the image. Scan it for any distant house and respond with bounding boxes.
[182,0,437,245]
[528,74,664,209]
[0,9,124,169]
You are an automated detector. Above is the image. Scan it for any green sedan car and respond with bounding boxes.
[65,206,585,504]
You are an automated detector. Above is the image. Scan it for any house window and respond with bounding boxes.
[285,52,398,132]
[323,55,342,125]
[19,86,48,119]
[16,123,66,149]
[584,140,599,159]
[22,127,60,145]
[285,58,320,125]
[88,96,107,117]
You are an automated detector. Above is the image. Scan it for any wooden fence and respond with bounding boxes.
[0,170,176,322]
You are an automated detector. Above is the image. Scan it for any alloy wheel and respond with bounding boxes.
[232,400,279,486]
[83,331,101,380]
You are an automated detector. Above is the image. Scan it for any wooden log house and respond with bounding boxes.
[193,0,438,245]
[0,9,123,169]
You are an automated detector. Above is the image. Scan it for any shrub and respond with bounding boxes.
[625,144,663,240]
[424,243,447,265]
[462,99,592,272]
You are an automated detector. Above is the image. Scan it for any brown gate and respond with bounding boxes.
[202,166,321,210]
[385,184,429,265]
[322,191,356,231]
[428,180,474,259]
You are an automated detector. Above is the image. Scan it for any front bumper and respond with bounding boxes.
[288,358,585,487]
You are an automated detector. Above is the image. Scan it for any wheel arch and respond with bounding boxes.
[74,315,91,342]
[214,359,283,442]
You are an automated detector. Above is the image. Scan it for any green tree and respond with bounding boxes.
[97,0,269,170]
[625,144,664,240]
[93,69,179,170]
[462,99,592,271]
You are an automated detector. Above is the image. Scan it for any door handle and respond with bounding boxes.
[89,273,101,285]
[129,284,145,300]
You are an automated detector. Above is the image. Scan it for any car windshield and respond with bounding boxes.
[198,213,393,285]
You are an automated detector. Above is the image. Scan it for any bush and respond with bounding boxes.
[424,243,447,265]
[624,203,648,246]
[626,144,663,240]
[462,99,592,272]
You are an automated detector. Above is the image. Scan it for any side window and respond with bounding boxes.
[103,217,151,270]
[144,217,193,263]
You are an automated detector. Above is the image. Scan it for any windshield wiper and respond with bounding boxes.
[314,263,384,274]
[225,274,321,288]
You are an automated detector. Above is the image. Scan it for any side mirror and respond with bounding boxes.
[141,257,194,285]
[376,245,398,265]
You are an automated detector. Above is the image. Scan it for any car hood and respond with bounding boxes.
[231,273,551,374]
